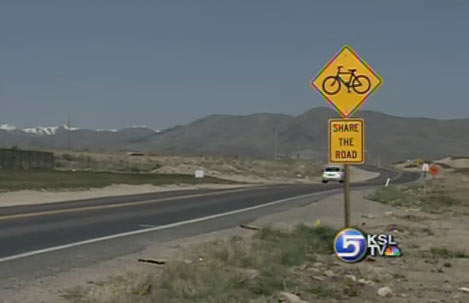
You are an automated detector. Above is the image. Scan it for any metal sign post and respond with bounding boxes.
[344,164,351,227]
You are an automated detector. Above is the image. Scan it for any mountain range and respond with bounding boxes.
[2,107,469,163]
[0,125,159,151]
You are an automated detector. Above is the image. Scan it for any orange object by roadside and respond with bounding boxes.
[430,164,440,177]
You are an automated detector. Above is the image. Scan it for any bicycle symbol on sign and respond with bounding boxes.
[322,66,371,95]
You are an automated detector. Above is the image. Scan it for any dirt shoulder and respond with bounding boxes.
[0,183,249,208]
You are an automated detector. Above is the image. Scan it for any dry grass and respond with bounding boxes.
[366,180,465,213]
[54,150,159,173]
[429,247,469,259]
[63,224,339,303]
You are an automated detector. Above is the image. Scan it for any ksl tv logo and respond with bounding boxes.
[334,228,402,263]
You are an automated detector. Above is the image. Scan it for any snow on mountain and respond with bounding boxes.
[127,125,149,129]
[126,125,160,132]
[0,124,159,135]
[22,126,58,136]
[63,125,80,131]
[22,125,79,136]
[0,124,17,131]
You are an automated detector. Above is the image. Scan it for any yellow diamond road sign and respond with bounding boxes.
[311,45,383,118]
[329,118,364,164]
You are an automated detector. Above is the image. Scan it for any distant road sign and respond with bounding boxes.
[195,170,205,178]
[311,45,383,118]
[422,163,429,172]
[329,119,364,164]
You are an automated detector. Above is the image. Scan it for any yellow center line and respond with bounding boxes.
[0,187,255,221]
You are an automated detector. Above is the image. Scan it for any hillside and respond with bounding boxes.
[137,107,469,163]
[134,113,294,157]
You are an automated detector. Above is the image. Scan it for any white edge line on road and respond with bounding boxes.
[0,188,342,263]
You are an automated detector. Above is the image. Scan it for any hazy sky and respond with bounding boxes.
[1,1,468,130]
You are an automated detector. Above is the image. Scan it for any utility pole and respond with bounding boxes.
[67,116,71,151]
[273,127,278,160]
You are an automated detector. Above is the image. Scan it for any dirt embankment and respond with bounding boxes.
[54,151,323,183]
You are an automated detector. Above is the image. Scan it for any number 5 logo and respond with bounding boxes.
[334,228,367,263]
[338,235,364,257]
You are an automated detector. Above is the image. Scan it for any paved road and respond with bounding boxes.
[0,167,419,282]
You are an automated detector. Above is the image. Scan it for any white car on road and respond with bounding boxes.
[322,165,345,183]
